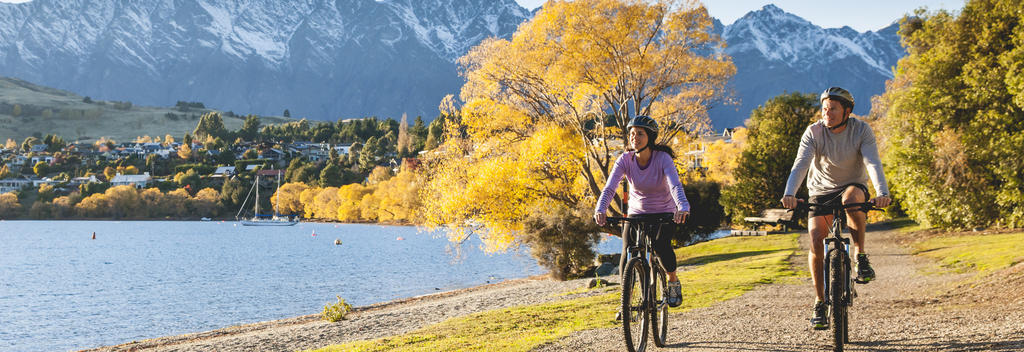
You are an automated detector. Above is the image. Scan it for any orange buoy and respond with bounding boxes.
[92,232,96,240]
[396,237,404,241]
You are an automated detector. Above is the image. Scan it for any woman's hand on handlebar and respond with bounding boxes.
[594,213,606,226]
[674,211,688,224]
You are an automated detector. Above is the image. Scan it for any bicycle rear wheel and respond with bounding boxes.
[829,249,847,352]
[622,257,648,352]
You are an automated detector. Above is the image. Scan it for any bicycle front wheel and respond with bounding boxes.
[651,263,668,347]
[829,249,847,352]
[622,257,648,352]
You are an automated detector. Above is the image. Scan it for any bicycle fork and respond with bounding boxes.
[822,237,853,307]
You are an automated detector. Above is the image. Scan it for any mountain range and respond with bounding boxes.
[0,1,904,129]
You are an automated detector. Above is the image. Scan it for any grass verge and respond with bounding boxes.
[911,231,1024,274]
[310,234,799,352]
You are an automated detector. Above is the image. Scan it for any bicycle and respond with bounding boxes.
[606,215,675,352]
[793,201,882,352]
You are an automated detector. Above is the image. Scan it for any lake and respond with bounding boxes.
[0,220,626,352]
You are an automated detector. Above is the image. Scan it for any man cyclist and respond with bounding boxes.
[780,87,892,330]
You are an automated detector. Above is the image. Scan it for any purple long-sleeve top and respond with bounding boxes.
[594,150,690,216]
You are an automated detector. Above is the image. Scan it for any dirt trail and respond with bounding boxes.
[534,224,1024,351]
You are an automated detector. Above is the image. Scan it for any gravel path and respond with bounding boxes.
[87,225,1024,351]
[533,224,1024,351]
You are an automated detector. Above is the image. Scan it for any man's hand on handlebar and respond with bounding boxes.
[781,195,798,209]
[871,195,892,208]
[594,213,606,226]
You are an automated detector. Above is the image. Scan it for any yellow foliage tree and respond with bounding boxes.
[336,183,372,222]
[373,169,424,223]
[106,185,143,219]
[103,166,117,181]
[423,0,734,254]
[192,188,221,217]
[272,182,309,217]
[75,193,109,218]
[177,143,193,160]
[310,187,342,220]
[4,138,16,150]
[697,127,747,185]
[0,192,20,218]
[0,164,11,179]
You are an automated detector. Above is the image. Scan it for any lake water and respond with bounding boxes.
[0,221,627,352]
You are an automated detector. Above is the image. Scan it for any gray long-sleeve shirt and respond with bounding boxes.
[784,118,890,197]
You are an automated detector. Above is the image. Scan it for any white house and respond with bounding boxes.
[110,172,152,189]
[213,166,237,176]
[0,178,32,194]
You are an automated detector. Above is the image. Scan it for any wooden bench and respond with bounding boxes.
[743,208,803,231]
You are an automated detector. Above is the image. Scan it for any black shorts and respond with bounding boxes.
[808,183,869,217]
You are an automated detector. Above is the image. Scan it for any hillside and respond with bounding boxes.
[0,76,291,143]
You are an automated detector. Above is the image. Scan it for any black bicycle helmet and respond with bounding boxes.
[626,115,658,133]
[820,87,855,110]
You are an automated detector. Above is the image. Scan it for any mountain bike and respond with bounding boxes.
[607,215,675,352]
[794,201,882,352]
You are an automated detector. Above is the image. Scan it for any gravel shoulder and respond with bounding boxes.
[533,224,1024,351]
[86,224,1024,352]
[84,274,603,352]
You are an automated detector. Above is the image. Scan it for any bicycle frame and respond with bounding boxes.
[608,215,674,351]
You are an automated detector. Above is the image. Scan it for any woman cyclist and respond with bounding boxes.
[594,115,689,308]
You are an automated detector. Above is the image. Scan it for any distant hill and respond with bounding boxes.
[0,76,291,143]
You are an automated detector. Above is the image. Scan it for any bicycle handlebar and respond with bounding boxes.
[605,215,675,226]
[792,201,884,213]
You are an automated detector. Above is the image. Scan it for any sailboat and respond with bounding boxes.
[237,170,298,226]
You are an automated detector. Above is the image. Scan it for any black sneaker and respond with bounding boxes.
[811,301,828,330]
[666,281,682,308]
[856,253,875,283]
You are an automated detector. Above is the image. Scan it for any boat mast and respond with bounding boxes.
[254,174,259,217]
[275,170,281,216]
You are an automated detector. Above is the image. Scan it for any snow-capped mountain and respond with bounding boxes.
[714,4,905,128]
[0,0,529,120]
[0,1,902,128]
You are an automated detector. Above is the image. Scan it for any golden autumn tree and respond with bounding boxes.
[271,182,308,217]
[336,183,373,222]
[0,192,21,218]
[421,0,734,278]
[697,127,747,185]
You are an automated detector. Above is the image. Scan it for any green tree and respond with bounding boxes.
[358,136,385,173]
[193,112,228,140]
[720,93,818,226]
[240,115,261,141]
[220,177,247,209]
[319,163,344,187]
[874,0,1024,228]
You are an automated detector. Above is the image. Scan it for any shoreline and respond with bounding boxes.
[82,274,558,352]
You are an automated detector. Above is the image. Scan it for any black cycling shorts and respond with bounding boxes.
[808,183,869,217]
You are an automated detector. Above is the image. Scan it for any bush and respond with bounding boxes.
[676,181,726,244]
[322,296,352,322]
[173,164,216,175]
[521,203,601,281]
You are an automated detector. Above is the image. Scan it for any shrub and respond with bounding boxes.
[322,296,352,322]
[521,203,601,281]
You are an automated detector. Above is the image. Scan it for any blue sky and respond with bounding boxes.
[515,0,963,32]
[0,0,963,32]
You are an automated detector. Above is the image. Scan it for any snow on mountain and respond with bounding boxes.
[0,1,900,128]
[712,4,905,128]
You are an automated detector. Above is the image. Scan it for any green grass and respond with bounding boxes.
[310,234,799,352]
[912,232,1024,273]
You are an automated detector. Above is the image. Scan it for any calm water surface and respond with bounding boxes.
[0,221,624,352]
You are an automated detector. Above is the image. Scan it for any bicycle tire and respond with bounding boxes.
[651,263,668,347]
[622,257,648,352]
[829,249,846,352]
